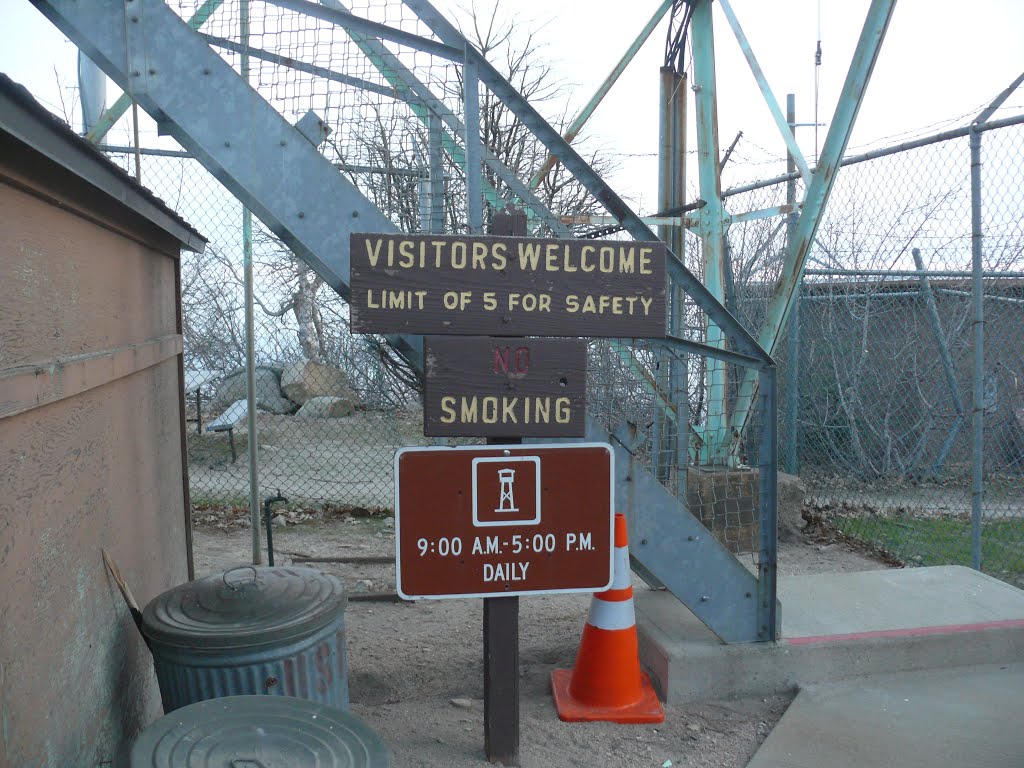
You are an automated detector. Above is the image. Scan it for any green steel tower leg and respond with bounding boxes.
[690,0,728,464]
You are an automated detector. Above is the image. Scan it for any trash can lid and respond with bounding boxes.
[142,565,346,650]
[130,695,390,767]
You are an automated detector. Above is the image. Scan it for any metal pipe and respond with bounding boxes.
[672,285,689,499]
[263,491,288,567]
[727,204,796,225]
[935,288,1024,305]
[974,70,1024,124]
[804,269,1024,278]
[417,153,430,233]
[757,365,779,641]
[784,289,799,474]
[666,69,689,495]
[427,112,444,234]
[463,45,483,235]
[970,126,984,571]
[560,214,695,227]
[240,0,262,565]
[98,144,192,157]
[99,144,426,178]
[650,364,663,480]
[797,291,934,301]
[722,113,1024,200]
[784,94,799,474]
[651,66,671,484]
[530,0,673,189]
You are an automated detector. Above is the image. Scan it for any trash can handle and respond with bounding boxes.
[223,565,259,591]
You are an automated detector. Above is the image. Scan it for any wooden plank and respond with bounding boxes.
[0,334,183,420]
[350,232,667,338]
[484,595,520,765]
[484,430,522,767]
[423,336,587,437]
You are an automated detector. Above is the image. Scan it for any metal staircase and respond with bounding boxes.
[32,0,777,642]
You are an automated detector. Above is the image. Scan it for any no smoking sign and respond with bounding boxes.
[394,444,614,599]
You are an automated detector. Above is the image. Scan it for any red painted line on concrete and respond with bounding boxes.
[785,618,1024,645]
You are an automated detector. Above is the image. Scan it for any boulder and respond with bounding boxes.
[281,360,355,406]
[214,365,296,415]
[777,471,807,542]
[295,396,356,419]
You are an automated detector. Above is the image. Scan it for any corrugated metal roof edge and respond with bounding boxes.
[0,73,207,253]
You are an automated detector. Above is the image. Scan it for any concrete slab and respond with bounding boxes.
[780,566,1024,638]
[637,566,1024,703]
[747,663,1024,768]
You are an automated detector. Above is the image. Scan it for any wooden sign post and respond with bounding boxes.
[485,206,525,767]
[484,435,519,766]
[354,208,666,766]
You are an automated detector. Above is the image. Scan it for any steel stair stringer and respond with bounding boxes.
[32,0,421,365]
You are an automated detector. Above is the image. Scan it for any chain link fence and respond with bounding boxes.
[93,1,1022,589]
[726,119,1024,587]
[99,146,421,516]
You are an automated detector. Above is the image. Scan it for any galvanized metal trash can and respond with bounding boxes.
[130,695,390,767]
[141,565,348,712]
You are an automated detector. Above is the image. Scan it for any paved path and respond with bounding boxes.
[747,663,1024,768]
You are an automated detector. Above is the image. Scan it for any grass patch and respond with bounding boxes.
[835,514,1024,586]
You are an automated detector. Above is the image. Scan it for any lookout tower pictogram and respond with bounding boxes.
[496,468,519,514]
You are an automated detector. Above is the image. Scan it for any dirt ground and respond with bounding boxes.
[190,515,889,768]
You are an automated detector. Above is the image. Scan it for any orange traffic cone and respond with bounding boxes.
[550,513,664,724]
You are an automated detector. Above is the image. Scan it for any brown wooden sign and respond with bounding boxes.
[423,336,587,438]
[350,233,667,337]
[394,444,614,599]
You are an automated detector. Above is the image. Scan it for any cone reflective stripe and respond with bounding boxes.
[602,538,632,596]
[586,594,635,631]
[551,513,664,724]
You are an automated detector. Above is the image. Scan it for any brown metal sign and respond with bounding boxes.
[423,336,587,438]
[394,444,614,599]
[350,233,667,337]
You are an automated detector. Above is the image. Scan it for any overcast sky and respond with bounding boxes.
[2,0,1022,210]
